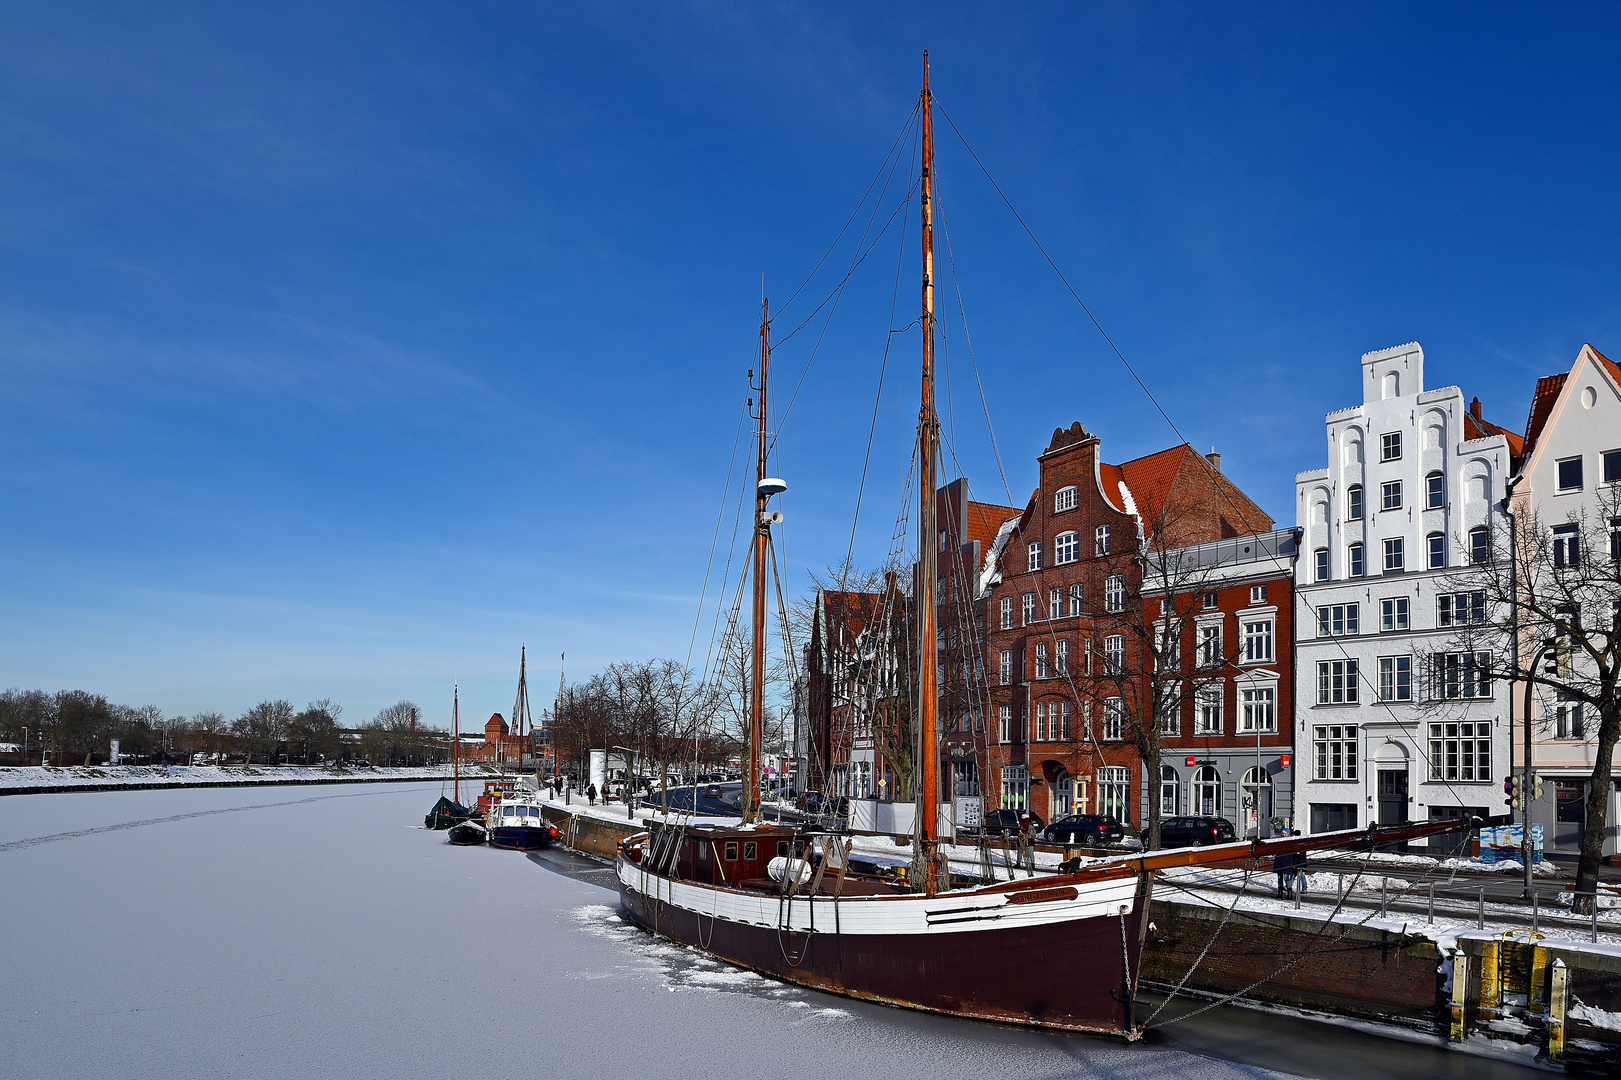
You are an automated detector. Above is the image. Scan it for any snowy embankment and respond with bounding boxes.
[0,762,475,795]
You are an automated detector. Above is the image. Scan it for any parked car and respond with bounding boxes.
[1039,814,1124,847]
[1144,816,1237,848]
[795,790,823,812]
[977,808,1046,836]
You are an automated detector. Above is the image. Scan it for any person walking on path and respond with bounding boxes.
[587,783,597,806]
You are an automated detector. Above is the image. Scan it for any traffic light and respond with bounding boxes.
[1506,775,1524,811]
[1533,775,1544,801]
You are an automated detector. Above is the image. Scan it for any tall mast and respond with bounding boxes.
[914,52,946,894]
[746,298,771,824]
[453,681,460,805]
[513,645,529,776]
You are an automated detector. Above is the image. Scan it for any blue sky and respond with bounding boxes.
[2,3,1617,725]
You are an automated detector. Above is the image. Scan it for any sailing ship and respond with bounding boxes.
[614,56,1473,1038]
[426,681,473,829]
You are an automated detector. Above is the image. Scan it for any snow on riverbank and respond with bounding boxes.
[0,762,480,791]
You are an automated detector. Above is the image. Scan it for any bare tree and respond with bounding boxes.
[234,700,294,765]
[1427,492,1621,913]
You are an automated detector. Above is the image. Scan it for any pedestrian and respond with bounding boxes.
[1273,850,1296,897]
[587,783,597,806]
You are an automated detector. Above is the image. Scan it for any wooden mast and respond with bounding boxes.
[745,298,771,824]
[452,681,460,805]
[914,52,946,894]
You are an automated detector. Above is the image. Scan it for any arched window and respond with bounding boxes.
[1193,766,1221,817]
[1159,765,1179,816]
[1425,471,1445,509]
[1099,766,1130,824]
[1054,770,1074,817]
[1469,526,1491,565]
[1241,766,1274,837]
[1054,485,1078,513]
[1054,530,1079,565]
[1427,532,1445,569]
[1347,485,1363,520]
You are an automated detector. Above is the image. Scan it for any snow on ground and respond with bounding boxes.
[0,783,1314,1080]
[0,762,474,791]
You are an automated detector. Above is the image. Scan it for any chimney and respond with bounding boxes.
[1470,397,1482,421]
[1205,446,1221,473]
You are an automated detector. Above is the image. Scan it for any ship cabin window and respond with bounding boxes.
[724,842,739,861]
[777,841,790,857]
[744,841,758,861]
[698,842,708,861]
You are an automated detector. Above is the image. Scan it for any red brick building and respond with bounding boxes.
[461,712,532,766]
[981,422,1275,827]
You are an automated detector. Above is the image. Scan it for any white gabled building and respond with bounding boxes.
[1512,342,1621,859]
[1294,342,1520,848]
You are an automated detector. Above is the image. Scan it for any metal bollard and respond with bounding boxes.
[1338,872,1344,905]
[1478,885,1485,930]
[1548,958,1569,1061]
[1428,882,1435,925]
[1532,888,1539,934]
[1592,891,1601,944]
[1380,876,1389,918]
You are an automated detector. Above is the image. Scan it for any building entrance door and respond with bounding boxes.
[1377,769,1408,826]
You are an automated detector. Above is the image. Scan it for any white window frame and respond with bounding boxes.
[1427,532,1445,569]
[1103,634,1125,673]
[1159,766,1179,817]
[1316,659,1358,704]
[1195,683,1223,734]
[1099,766,1129,824]
[1055,638,1069,675]
[1380,597,1409,632]
[1054,530,1079,565]
[1438,590,1487,626]
[1054,485,1078,513]
[999,650,1014,686]
[1191,765,1221,817]
[1381,431,1402,461]
[1381,479,1403,511]
[1383,536,1404,573]
[1239,687,1276,733]
[1347,484,1364,520]
[1028,541,1042,571]
[1425,471,1445,509]
[1241,617,1273,663]
[1348,543,1365,577]
[1103,697,1124,741]
[1433,652,1492,700]
[1198,623,1222,668]
[1427,721,1491,782]
[1034,642,1050,680]
[997,704,1012,743]
[1313,723,1358,781]
[1068,583,1084,616]
[1556,455,1583,493]
[1378,655,1412,702]
[999,595,1014,630]
[1022,592,1037,625]
[1095,525,1111,556]
[1104,575,1125,613]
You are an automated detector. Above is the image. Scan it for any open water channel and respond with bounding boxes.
[0,782,1545,1079]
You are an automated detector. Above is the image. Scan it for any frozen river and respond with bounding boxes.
[0,783,1542,1080]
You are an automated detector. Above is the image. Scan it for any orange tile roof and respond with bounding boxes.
[1464,407,1525,456]
[1115,445,1189,515]
[1590,344,1621,387]
[1521,373,1569,460]
[966,499,1021,549]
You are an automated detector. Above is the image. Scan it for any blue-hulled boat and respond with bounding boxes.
[488,790,558,851]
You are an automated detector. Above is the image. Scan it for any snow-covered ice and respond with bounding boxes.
[0,783,1548,1079]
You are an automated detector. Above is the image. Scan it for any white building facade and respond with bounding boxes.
[1513,343,1621,858]
[1295,343,1516,849]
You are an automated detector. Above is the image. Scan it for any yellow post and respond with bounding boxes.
[1478,938,1500,1019]
[1547,958,1568,1062]
[1450,952,1469,1043]
[1529,943,1549,1014]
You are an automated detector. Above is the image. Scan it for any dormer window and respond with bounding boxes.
[1054,485,1078,513]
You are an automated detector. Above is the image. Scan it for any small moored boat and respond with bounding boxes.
[488,791,559,851]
